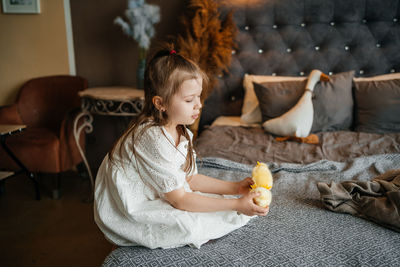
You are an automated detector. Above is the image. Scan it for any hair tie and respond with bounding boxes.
[170,50,177,55]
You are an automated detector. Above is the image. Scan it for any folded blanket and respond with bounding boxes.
[317,169,400,232]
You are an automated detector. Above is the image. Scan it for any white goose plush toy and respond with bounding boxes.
[262,69,329,138]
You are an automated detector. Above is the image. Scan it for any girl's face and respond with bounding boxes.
[166,77,203,127]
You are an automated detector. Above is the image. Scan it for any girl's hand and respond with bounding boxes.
[237,177,254,195]
[236,191,269,216]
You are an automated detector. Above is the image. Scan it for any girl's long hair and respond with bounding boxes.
[109,47,208,174]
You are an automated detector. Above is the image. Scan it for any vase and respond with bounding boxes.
[136,57,146,89]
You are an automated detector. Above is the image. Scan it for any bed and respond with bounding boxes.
[103,0,400,265]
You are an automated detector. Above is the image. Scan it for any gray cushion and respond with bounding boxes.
[253,71,355,133]
[312,71,355,132]
[253,80,306,122]
[354,79,400,133]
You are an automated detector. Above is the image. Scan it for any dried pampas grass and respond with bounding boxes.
[176,0,237,136]
[177,0,237,101]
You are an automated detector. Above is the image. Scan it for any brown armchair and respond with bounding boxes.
[0,75,88,199]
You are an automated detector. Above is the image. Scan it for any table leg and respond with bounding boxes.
[1,135,41,200]
[0,178,5,194]
[73,111,95,196]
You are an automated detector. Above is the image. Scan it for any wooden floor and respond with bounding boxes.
[0,171,112,267]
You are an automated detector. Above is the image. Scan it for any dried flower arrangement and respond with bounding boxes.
[114,0,161,88]
[176,0,237,135]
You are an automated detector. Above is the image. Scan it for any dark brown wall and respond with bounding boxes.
[70,0,185,88]
[70,0,187,173]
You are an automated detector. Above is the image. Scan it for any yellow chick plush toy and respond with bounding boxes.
[250,161,273,207]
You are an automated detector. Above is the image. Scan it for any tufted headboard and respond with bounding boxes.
[198,0,400,132]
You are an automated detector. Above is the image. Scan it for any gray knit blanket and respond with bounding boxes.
[103,154,400,266]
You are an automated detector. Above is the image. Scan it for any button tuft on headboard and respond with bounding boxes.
[198,0,400,130]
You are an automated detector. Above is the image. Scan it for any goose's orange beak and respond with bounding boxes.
[320,73,330,82]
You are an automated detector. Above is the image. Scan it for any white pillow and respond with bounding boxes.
[241,74,306,124]
[262,70,327,137]
[211,116,260,127]
[353,72,400,82]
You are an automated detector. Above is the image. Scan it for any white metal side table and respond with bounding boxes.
[74,87,144,192]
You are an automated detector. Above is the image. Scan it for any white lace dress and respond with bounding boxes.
[94,124,251,249]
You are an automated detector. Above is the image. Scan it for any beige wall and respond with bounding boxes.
[0,0,70,106]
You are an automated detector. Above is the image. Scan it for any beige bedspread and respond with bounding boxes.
[195,126,400,164]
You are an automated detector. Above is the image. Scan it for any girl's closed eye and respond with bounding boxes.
[185,95,200,103]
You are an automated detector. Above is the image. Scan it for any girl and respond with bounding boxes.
[94,48,269,249]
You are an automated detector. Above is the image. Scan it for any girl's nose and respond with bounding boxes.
[194,97,202,109]
[196,99,202,110]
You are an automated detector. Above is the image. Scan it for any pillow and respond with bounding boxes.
[353,77,400,133]
[259,70,327,137]
[253,80,306,122]
[311,71,355,132]
[261,84,314,137]
[211,116,260,127]
[253,71,355,133]
[353,73,400,82]
[241,74,306,124]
